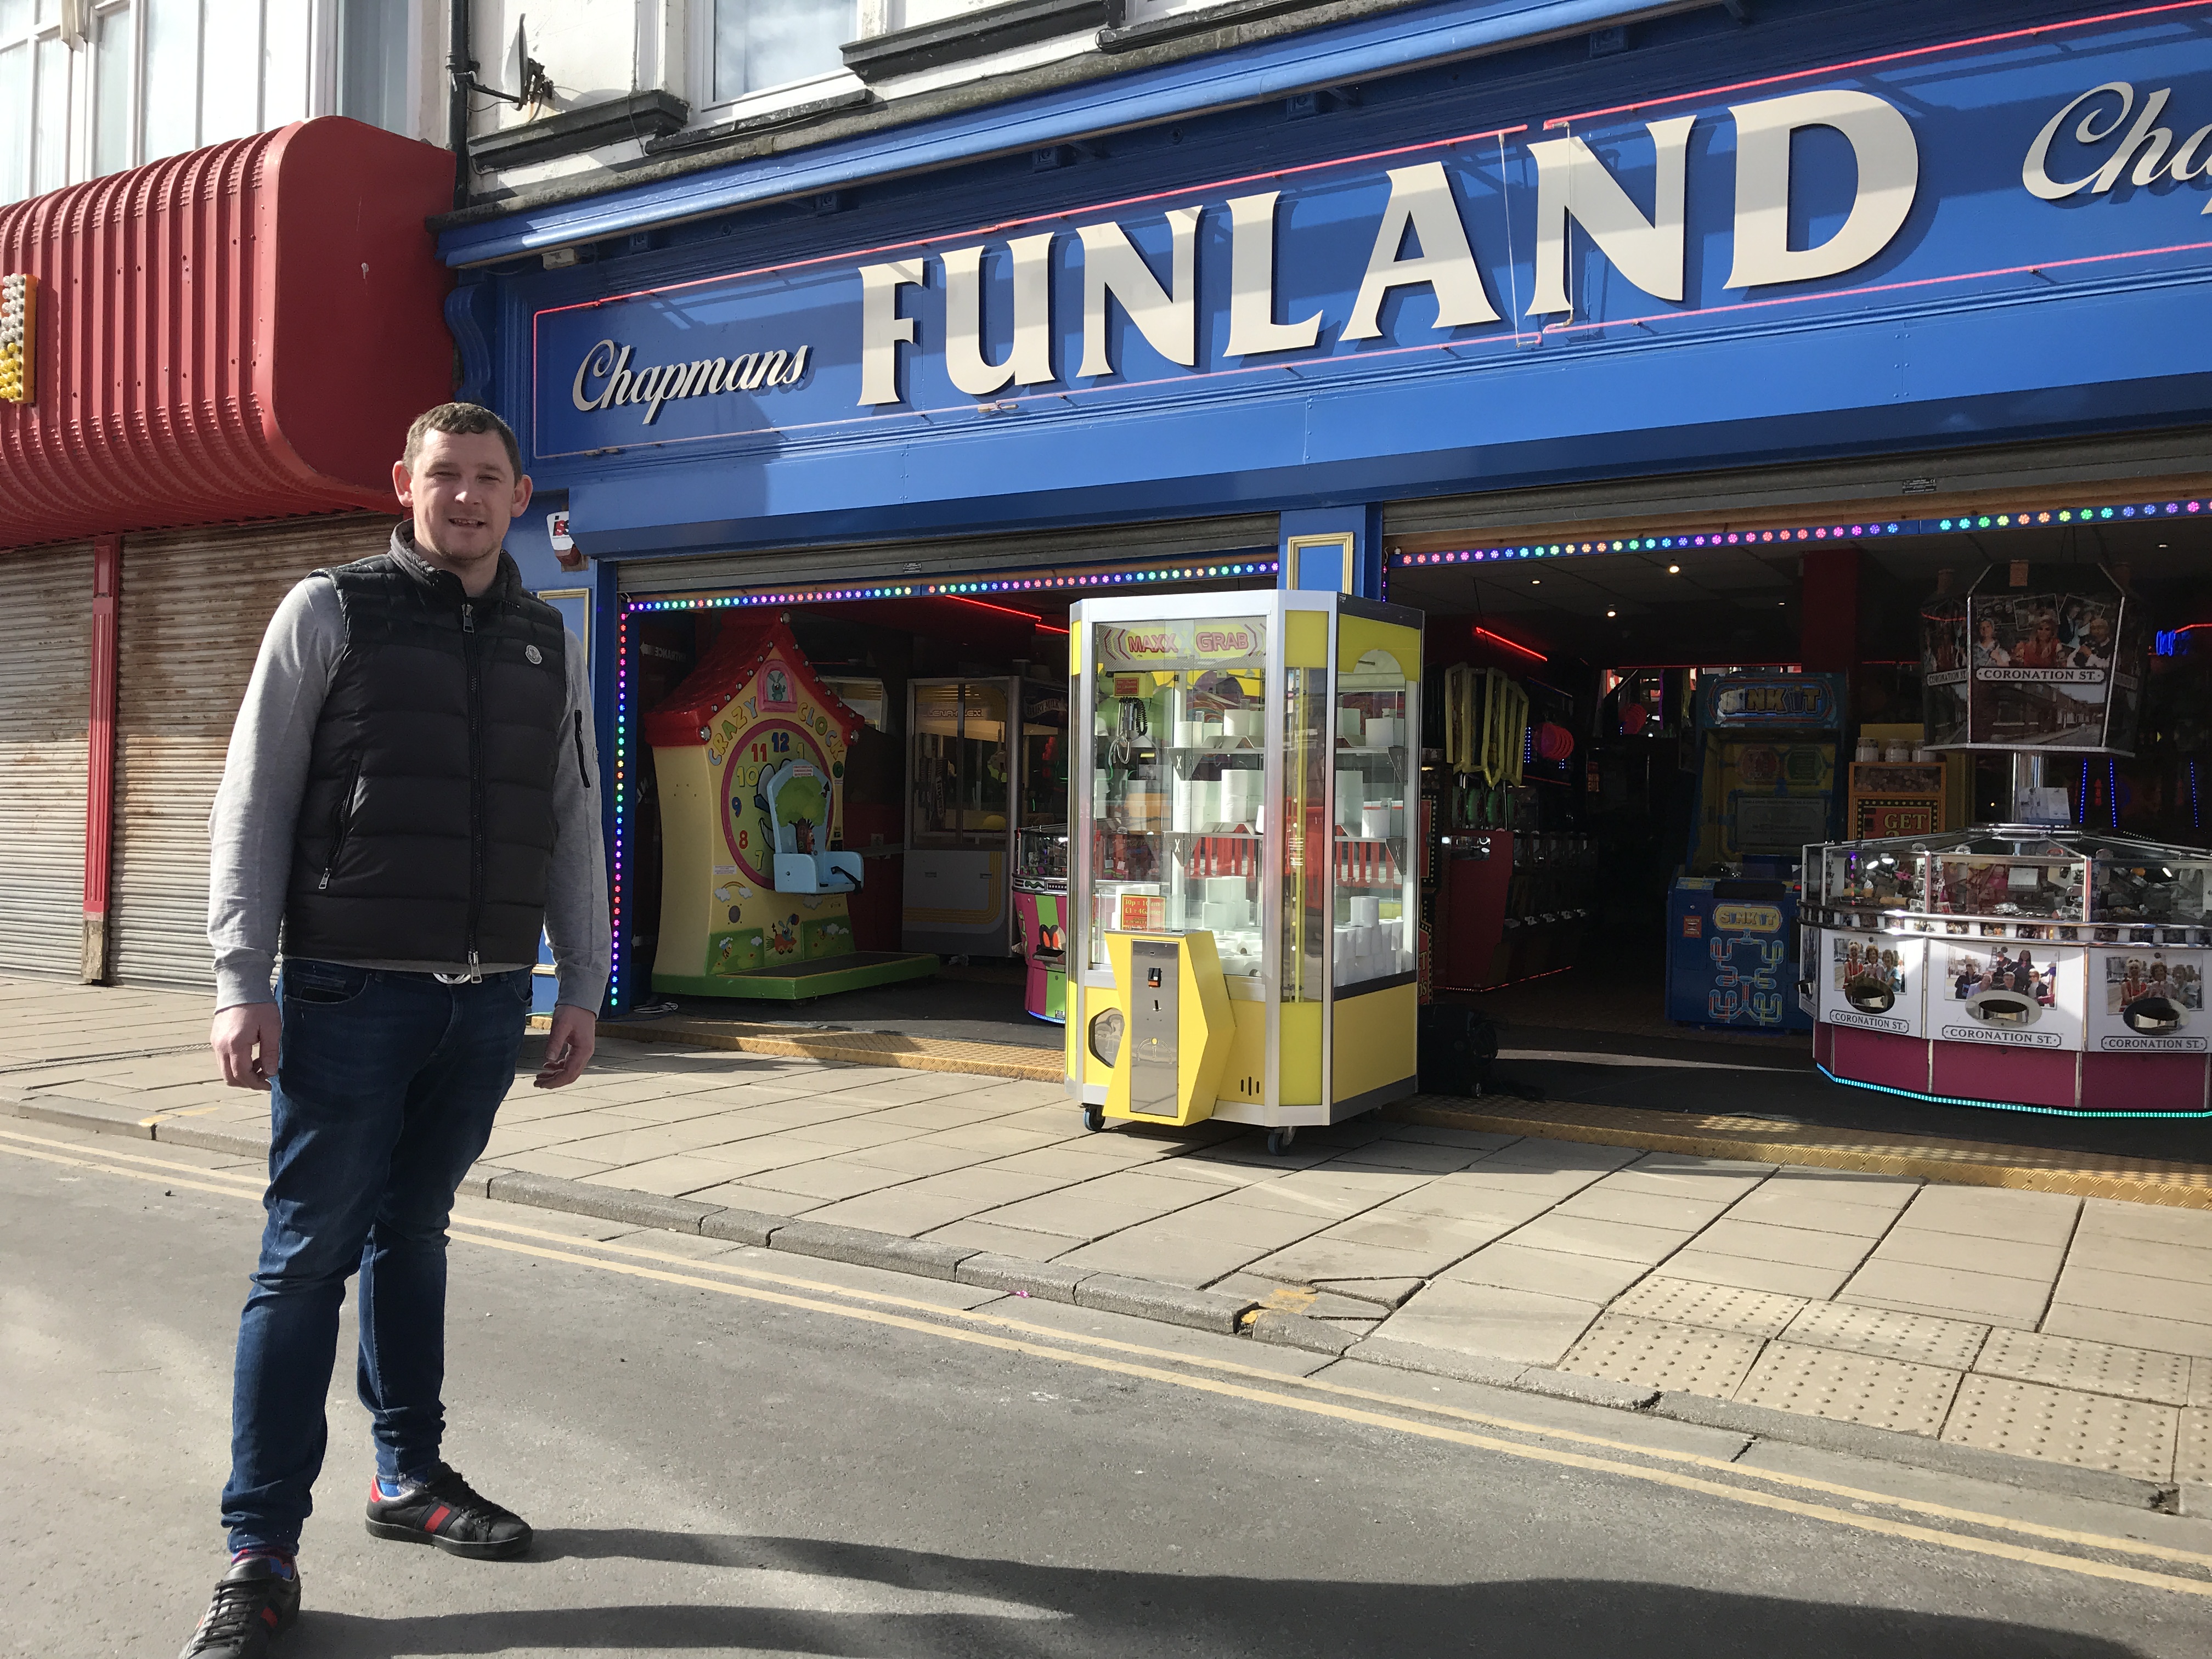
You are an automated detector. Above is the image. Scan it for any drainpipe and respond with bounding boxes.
[82,534,120,984]
[448,0,473,210]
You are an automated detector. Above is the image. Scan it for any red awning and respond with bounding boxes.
[0,118,454,550]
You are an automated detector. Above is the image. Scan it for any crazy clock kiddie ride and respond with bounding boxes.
[644,616,936,1000]
[1064,590,1422,1154]
[1803,571,2210,1116]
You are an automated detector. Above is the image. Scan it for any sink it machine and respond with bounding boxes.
[645,615,936,1000]
[1066,590,1423,1155]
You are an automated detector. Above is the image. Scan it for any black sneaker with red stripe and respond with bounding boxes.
[364,1464,533,1559]
[177,1554,300,1658]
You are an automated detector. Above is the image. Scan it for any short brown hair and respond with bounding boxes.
[404,402,522,481]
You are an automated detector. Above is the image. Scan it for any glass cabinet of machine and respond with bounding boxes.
[1067,590,1424,1142]
[1807,830,2212,944]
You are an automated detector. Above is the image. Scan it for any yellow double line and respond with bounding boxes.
[6,1123,2210,1599]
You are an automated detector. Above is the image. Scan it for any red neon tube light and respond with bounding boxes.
[1474,626,1545,663]
[944,595,1069,633]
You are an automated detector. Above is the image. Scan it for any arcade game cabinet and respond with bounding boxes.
[1664,670,1844,1034]
[645,615,937,1000]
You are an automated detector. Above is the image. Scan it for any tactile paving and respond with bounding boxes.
[1781,1300,1989,1370]
[2179,1410,2212,1485]
[1559,1312,1765,1399]
[1940,1374,2179,1481]
[1610,1274,1805,1338]
[1974,1327,2193,1407]
[1734,1341,1961,1437]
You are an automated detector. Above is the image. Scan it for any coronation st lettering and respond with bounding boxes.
[856,87,1922,407]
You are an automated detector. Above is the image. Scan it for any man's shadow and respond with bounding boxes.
[290,1528,2149,1657]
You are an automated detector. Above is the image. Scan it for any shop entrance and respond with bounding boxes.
[614,554,1278,1049]
[1385,490,2212,1152]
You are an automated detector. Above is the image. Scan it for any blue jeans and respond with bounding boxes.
[222,961,533,1554]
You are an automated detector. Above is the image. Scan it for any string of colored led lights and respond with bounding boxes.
[1394,498,2211,568]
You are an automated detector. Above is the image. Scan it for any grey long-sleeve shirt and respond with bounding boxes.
[207,545,611,1013]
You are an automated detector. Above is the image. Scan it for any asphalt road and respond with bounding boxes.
[6,1119,2212,1659]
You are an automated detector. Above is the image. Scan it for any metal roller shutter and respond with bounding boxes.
[0,542,92,978]
[617,513,1280,596]
[109,515,396,990]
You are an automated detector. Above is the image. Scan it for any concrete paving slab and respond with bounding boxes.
[1941,1372,2179,1482]
[1893,1183,2083,1246]
[1736,1341,1963,1438]
[2063,1229,2212,1288]
[2196,1357,2212,1409]
[1468,1136,1643,1174]
[1840,1259,2056,1329]
[980,1192,1195,1240]
[1378,1124,1522,1151]
[791,1186,996,1237]
[2055,1262,2212,1327]
[2074,1195,2212,1250]
[1308,1276,1428,1308]
[1629,1150,1779,1180]
[922,1216,1087,1258]
[1869,1224,2067,1282]
[2040,1302,2212,1361]
[1051,1230,1269,1289]
[1328,1140,1489,1175]
[1692,1217,1881,1272]
[1503,1211,1696,1266]
[1094,1194,1328,1251]
[1206,1274,1386,1319]
[744,1158,917,1202]
[681,1180,827,1217]
[1550,1183,1731,1233]
[1242,1235,1444,1286]
[1661,1249,1853,1300]
[1380,1278,1604,1367]
[1974,1325,2193,1406]
[1722,1188,1912,1237]
[1560,1312,1765,1400]
[1782,1301,1990,1370]
[498,1148,623,1180]
[1426,1162,1613,1204]
[833,1137,1005,1178]
[1374,1177,1557,1227]
[1318,1209,1520,1264]
[580,1152,786,1198]
[1444,1240,1653,1304]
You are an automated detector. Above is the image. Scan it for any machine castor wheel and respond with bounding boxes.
[1266,1127,1297,1156]
[1081,1105,1105,1132]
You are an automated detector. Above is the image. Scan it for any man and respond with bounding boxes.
[180,403,610,1658]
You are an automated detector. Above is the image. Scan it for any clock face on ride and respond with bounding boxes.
[721,718,838,889]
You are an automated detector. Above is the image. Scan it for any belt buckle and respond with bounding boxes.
[433,970,476,986]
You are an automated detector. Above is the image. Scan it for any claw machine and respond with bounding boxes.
[1065,591,1423,1153]
[904,678,1020,956]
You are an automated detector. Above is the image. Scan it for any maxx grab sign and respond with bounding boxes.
[532,10,2212,462]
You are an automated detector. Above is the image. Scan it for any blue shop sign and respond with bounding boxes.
[531,10,2212,466]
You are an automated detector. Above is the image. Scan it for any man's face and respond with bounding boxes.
[392,428,532,567]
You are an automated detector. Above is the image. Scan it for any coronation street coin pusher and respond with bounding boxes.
[1065,590,1422,1154]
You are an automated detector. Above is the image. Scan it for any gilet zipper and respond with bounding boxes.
[462,599,484,981]
[316,758,364,891]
